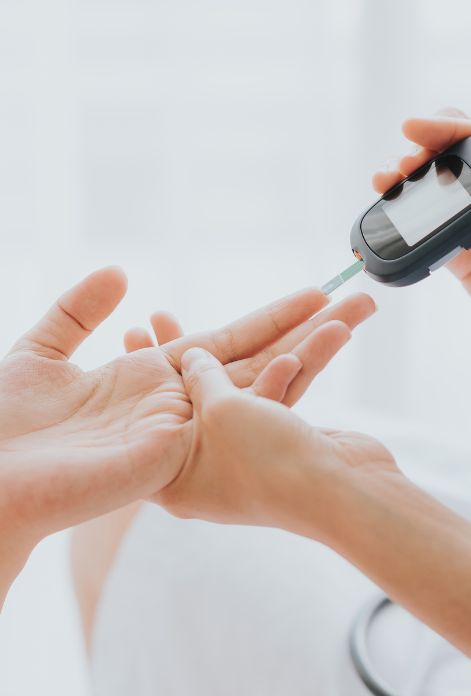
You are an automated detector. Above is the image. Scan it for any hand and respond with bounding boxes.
[0,266,374,603]
[154,349,471,659]
[154,347,396,540]
[372,107,471,294]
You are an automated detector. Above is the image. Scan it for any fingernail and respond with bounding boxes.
[181,347,211,370]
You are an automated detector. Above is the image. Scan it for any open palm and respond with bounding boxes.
[0,266,375,542]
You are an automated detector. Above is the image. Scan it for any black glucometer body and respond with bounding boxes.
[351,137,471,287]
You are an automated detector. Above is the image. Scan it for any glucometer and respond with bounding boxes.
[322,137,471,294]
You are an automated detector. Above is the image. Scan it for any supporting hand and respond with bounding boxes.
[154,347,394,536]
[157,348,471,658]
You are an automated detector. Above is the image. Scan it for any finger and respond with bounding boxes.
[283,320,352,406]
[305,292,375,334]
[150,311,183,345]
[250,354,302,402]
[372,170,404,194]
[11,266,128,360]
[227,293,375,388]
[181,347,234,412]
[124,327,155,353]
[402,115,471,152]
[373,151,436,194]
[163,287,329,367]
[372,108,470,194]
[397,147,436,177]
[372,169,404,194]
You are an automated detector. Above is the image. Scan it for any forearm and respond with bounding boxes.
[291,468,471,656]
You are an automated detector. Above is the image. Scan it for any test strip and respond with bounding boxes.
[321,259,365,295]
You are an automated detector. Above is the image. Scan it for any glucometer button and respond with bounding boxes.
[429,247,461,272]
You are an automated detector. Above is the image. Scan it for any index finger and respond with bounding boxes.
[162,288,329,368]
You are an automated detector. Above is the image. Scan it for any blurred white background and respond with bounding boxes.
[1,0,471,693]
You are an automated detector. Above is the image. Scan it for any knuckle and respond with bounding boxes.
[267,305,283,337]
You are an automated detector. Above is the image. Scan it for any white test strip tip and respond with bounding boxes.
[321,259,365,295]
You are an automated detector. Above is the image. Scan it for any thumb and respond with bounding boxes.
[181,347,234,413]
[11,266,128,360]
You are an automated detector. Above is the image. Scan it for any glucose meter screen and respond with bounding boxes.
[382,162,471,247]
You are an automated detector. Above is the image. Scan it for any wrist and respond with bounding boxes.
[267,435,405,548]
[257,429,354,538]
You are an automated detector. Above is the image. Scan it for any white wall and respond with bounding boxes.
[1,1,471,693]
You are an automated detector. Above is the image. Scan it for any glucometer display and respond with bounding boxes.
[360,155,471,260]
[382,161,471,247]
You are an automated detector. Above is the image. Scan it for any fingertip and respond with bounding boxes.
[150,310,177,325]
[281,320,353,407]
[124,327,154,352]
[283,354,304,386]
[349,292,377,317]
[327,319,352,342]
[284,352,303,368]
[251,353,303,402]
[302,287,331,307]
[371,171,387,193]
[316,288,332,303]
[181,346,213,371]
[401,117,422,141]
[150,310,184,344]
[305,319,352,349]
[402,116,439,144]
[76,266,128,322]
[398,153,418,175]
[105,264,128,282]
[372,170,403,193]
[277,353,304,379]
[96,265,128,299]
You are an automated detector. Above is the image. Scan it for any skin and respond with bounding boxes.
[174,348,471,657]
[72,290,375,649]
[0,267,375,610]
[75,108,471,659]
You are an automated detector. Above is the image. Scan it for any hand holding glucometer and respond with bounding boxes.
[323,109,471,293]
